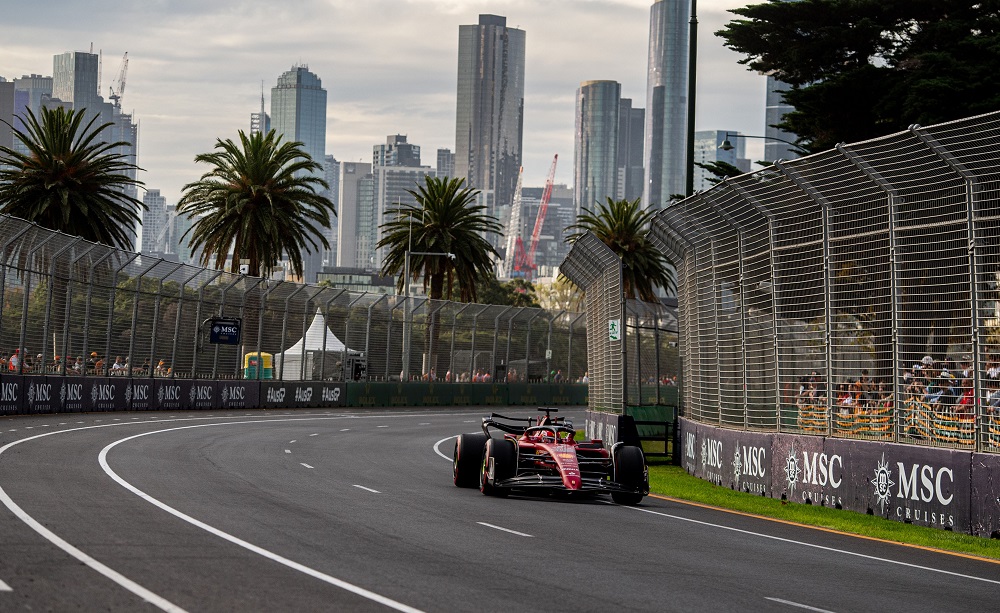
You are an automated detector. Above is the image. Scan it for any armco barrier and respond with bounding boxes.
[679,417,997,536]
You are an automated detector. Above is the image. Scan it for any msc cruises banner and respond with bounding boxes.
[680,418,985,535]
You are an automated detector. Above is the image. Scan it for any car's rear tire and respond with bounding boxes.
[612,445,646,506]
[480,437,516,497]
[454,433,488,488]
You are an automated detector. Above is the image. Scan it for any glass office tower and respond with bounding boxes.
[574,80,621,216]
[455,14,525,238]
[644,0,690,208]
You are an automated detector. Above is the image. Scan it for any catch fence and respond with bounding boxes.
[653,110,1000,453]
[0,214,587,386]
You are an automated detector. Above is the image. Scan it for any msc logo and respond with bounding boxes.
[684,432,696,460]
[158,385,181,403]
[733,443,766,486]
[191,385,213,403]
[222,385,246,403]
[61,383,83,404]
[28,382,51,406]
[91,383,115,403]
[0,381,17,403]
[702,438,723,470]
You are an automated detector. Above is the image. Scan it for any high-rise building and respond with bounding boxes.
[455,14,525,237]
[270,65,328,282]
[436,148,456,179]
[644,0,691,208]
[140,189,169,254]
[692,130,751,193]
[374,135,421,168]
[372,165,435,271]
[324,154,340,267]
[574,80,621,215]
[50,51,140,248]
[0,79,13,150]
[337,162,374,270]
[618,99,645,202]
[521,184,575,276]
[764,76,800,162]
[12,74,52,135]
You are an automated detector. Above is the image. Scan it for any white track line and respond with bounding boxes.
[621,505,1000,586]
[352,485,381,494]
[309,433,318,437]
[340,429,350,432]
[0,579,11,592]
[766,597,836,612]
[477,522,533,537]
[433,436,456,461]
[300,463,314,469]
[284,450,291,454]
[97,419,431,613]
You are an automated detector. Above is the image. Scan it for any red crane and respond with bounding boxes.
[514,154,558,281]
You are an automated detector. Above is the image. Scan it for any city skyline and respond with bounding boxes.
[2,0,769,204]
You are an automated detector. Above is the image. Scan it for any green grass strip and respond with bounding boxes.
[647,462,1000,561]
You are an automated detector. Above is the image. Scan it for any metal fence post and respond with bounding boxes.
[41,237,82,373]
[190,270,223,378]
[278,284,308,381]
[364,294,388,378]
[16,233,57,373]
[147,262,184,378]
[504,307,524,377]
[0,224,34,350]
[320,289,347,381]
[492,306,513,381]
[449,303,473,380]
[910,128,983,450]
[343,292,368,380]
[126,258,162,376]
[836,144,903,442]
[60,243,98,374]
[234,277,262,378]
[101,252,140,376]
[255,279,283,380]
[777,163,835,436]
[546,310,564,383]
[81,250,115,370]
[171,268,204,378]
[212,275,246,379]
[386,298,403,380]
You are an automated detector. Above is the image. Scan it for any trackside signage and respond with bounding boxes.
[680,418,981,534]
[219,382,259,409]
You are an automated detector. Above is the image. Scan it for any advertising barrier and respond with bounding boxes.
[680,417,995,536]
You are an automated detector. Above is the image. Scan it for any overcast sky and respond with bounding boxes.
[3,0,767,203]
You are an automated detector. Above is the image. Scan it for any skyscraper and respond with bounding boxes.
[324,154,340,267]
[764,76,800,162]
[140,189,169,254]
[644,0,691,208]
[617,99,645,202]
[250,83,270,136]
[270,65,328,282]
[374,135,421,168]
[337,162,374,270]
[12,74,53,134]
[574,80,621,216]
[455,14,525,234]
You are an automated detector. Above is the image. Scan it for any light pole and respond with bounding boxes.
[718,131,801,153]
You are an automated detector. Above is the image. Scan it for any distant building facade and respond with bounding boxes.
[764,76,800,162]
[617,98,645,202]
[574,80,621,216]
[0,79,13,150]
[374,135,421,168]
[644,0,691,207]
[337,162,374,270]
[455,14,525,239]
[270,65,328,282]
[692,130,751,193]
[436,148,455,179]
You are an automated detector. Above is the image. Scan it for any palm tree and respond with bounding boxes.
[567,197,675,301]
[0,106,145,249]
[177,129,335,279]
[377,176,502,303]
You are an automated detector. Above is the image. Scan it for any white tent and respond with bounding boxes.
[274,309,357,380]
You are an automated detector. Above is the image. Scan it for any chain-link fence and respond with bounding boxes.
[655,110,1000,452]
[0,213,586,386]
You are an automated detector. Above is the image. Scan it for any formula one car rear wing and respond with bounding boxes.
[481,408,572,437]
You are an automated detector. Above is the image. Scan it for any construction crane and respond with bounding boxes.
[514,154,558,281]
[501,167,524,279]
[108,52,128,110]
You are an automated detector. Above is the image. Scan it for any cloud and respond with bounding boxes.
[1,0,770,201]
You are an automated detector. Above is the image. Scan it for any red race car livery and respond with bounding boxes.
[452,408,648,505]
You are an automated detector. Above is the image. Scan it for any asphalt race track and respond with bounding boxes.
[0,407,998,612]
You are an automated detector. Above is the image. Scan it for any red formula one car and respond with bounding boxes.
[452,408,648,505]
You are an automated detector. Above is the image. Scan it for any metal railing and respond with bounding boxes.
[653,110,1000,452]
[0,213,587,385]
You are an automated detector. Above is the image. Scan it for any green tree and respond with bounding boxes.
[0,106,145,249]
[475,277,541,308]
[377,176,502,303]
[567,197,674,302]
[178,129,335,278]
[718,0,1000,152]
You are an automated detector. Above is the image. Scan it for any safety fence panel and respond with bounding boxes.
[560,231,624,413]
[0,214,585,391]
[654,110,1000,453]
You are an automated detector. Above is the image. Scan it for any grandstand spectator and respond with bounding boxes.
[8,349,19,372]
[155,360,168,377]
[960,355,973,378]
[986,377,1000,409]
[955,377,975,414]
[934,374,958,410]
[72,356,84,375]
[110,356,125,375]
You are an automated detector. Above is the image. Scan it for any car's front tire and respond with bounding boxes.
[480,437,516,497]
[611,445,646,505]
[454,433,488,488]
